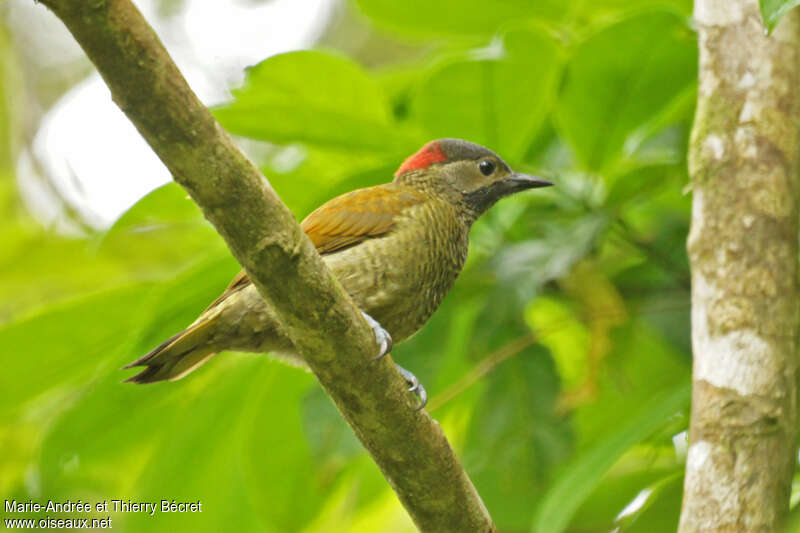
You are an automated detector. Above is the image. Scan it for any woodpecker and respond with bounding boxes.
[124,139,553,406]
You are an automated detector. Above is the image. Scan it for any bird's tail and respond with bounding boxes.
[123,317,218,384]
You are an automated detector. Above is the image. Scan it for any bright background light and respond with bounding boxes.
[11,0,334,228]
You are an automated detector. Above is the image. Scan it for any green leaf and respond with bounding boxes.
[491,212,608,301]
[29,255,331,532]
[528,320,690,533]
[587,0,693,20]
[463,346,572,531]
[351,0,565,38]
[573,322,690,447]
[414,29,561,161]
[0,183,229,320]
[617,471,684,533]
[760,0,800,33]
[301,387,363,474]
[0,230,130,319]
[570,461,683,531]
[214,51,417,153]
[263,146,396,220]
[526,296,590,388]
[0,256,237,418]
[0,284,158,415]
[100,183,228,277]
[555,11,696,172]
[38,357,322,533]
[531,382,690,533]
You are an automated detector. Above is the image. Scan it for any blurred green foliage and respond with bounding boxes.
[1,1,710,532]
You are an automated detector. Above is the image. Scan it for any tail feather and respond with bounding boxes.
[123,318,218,384]
[122,332,182,370]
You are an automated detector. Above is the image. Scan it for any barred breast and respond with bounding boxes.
[212,200,470,358]
[323,201,470,342]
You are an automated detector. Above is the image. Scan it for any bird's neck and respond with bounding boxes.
[413,199,473,266]
[393,178,481,227]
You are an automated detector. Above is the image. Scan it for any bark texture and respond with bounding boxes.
[681,1,800,531]
[34,0,495,531]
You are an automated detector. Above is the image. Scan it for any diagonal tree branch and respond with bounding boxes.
[35,0,495,530]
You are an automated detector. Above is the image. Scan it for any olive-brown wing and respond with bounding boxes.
[205,183,425,309]
[302,183,424,253]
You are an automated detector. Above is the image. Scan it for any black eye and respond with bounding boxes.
[478,159,496,176]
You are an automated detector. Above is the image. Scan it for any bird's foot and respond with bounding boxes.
[395,364,427,411]
[362,311,393,360]
[360,312,424,409]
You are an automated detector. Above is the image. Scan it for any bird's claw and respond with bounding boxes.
[395,364,427,411]
[362,311,393,360]
[360,312,425,410]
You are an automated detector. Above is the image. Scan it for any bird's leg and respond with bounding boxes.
[395,364,427,410]
[361,311,426,410]
[362,311,393,359]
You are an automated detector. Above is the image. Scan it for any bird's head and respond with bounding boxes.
[393,138,553,219]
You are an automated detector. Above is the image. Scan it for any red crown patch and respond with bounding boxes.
[395,142,448,176]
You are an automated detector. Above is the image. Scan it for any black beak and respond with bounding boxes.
[464,171,553,214]
[506,173,554,190]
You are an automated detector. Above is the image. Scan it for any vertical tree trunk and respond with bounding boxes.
[681,1,800,531]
